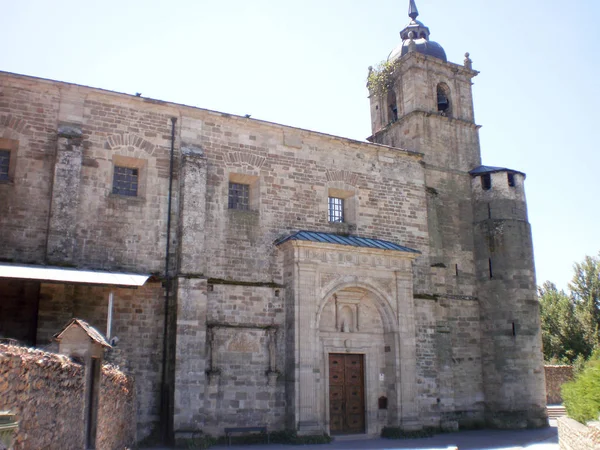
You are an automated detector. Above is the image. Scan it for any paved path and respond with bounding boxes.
[143,423,558,450]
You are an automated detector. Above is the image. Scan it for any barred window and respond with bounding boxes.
[113,166,139,197]
[0,150,9,181]
[228,182,250,210]
[328,197,344,223]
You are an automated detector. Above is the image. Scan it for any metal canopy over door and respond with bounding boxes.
[329,353,365,434]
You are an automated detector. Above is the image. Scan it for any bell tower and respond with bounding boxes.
[367,0,480,171]
[366,1,547,430]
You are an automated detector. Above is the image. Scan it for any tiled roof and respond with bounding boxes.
[275,230,420,254]
[54,318,111,348]
[469,165,525,177]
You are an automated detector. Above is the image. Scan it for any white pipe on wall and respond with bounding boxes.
[107,291,114,340]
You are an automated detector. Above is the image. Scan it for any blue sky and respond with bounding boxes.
[2,0,598,290]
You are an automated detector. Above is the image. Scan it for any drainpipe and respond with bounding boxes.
[107,291,113,340]
[161,117,177,445]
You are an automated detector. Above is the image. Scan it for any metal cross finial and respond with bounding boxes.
[408,0,419,20]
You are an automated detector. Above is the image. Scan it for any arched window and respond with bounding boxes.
[387,89,398,123]
[436,83,451,117]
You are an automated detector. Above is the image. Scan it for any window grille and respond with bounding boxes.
[113,166,139,196]
[228,182,250,210]
[0,150,9,181]
[328,197,344,223]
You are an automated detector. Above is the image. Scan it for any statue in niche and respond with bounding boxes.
[338,306,354,333]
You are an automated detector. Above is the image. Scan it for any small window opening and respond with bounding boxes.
[113,166,139,197]
[487,203,491,219]
[481,174,491,191]
[507,173,515,187]
[455,264,459,277]
[387,90,398,123]
[437,84,451,116]
[328,197,344,223]
[488,258,493,279]
[378,396,388,410]
[512,321,516,337]
[228,182,250,210]
[0,150,10,181]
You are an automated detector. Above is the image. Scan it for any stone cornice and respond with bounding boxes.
[368,109,480,142]
[396,51,480,79]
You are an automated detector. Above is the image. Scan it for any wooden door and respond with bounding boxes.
[329,353,365,434]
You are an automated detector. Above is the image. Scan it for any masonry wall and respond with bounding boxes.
[415,297,484,430]
[199,114,428,286]
[0,344,135,450]
[545,366,573,405]
[0,68,547,437]
[35,282,164,440]
[558,416,600,450]
[202,284,286,435]
[0,85,59,264]
[97,364,137,450]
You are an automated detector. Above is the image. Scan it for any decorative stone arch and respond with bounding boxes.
[0,114,32,183]
[325,170,359,187]
[0,114,32,138]
[106,133,156,156]
[316,280,406,436]
[223,152,266,212]
[316,280,398,333]
[224,151,266,172]
[105,133,159,199]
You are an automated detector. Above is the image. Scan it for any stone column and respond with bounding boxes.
[177,145,207,275]
[296,262,321,434]
[395,268,420,429]
[46,125,83,264]
[173,278,208,438]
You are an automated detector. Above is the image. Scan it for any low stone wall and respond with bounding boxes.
[558,416,600,450]
[97,364,137,450]
[0,344,135,450]
[545,365,573,405]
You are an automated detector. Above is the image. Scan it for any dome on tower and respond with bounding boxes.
[388,0,447,63]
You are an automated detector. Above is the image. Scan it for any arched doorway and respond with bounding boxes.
[317,285,400,435]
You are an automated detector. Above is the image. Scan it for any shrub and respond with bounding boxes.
[563,350,600,423]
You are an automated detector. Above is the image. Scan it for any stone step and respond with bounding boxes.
[547,405,567,418]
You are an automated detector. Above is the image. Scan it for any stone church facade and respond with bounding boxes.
[0,1,547,443]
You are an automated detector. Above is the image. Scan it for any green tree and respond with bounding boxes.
[570,254,600,350]
[539,281,592,363]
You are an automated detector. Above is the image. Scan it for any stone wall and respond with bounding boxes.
[0,344,135,450]
[35,282,164,440]
[97,364,137,450]
[558,416,600,450]
[545,365,573,405]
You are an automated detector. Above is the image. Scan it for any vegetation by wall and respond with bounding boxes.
[562,351,600,424]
